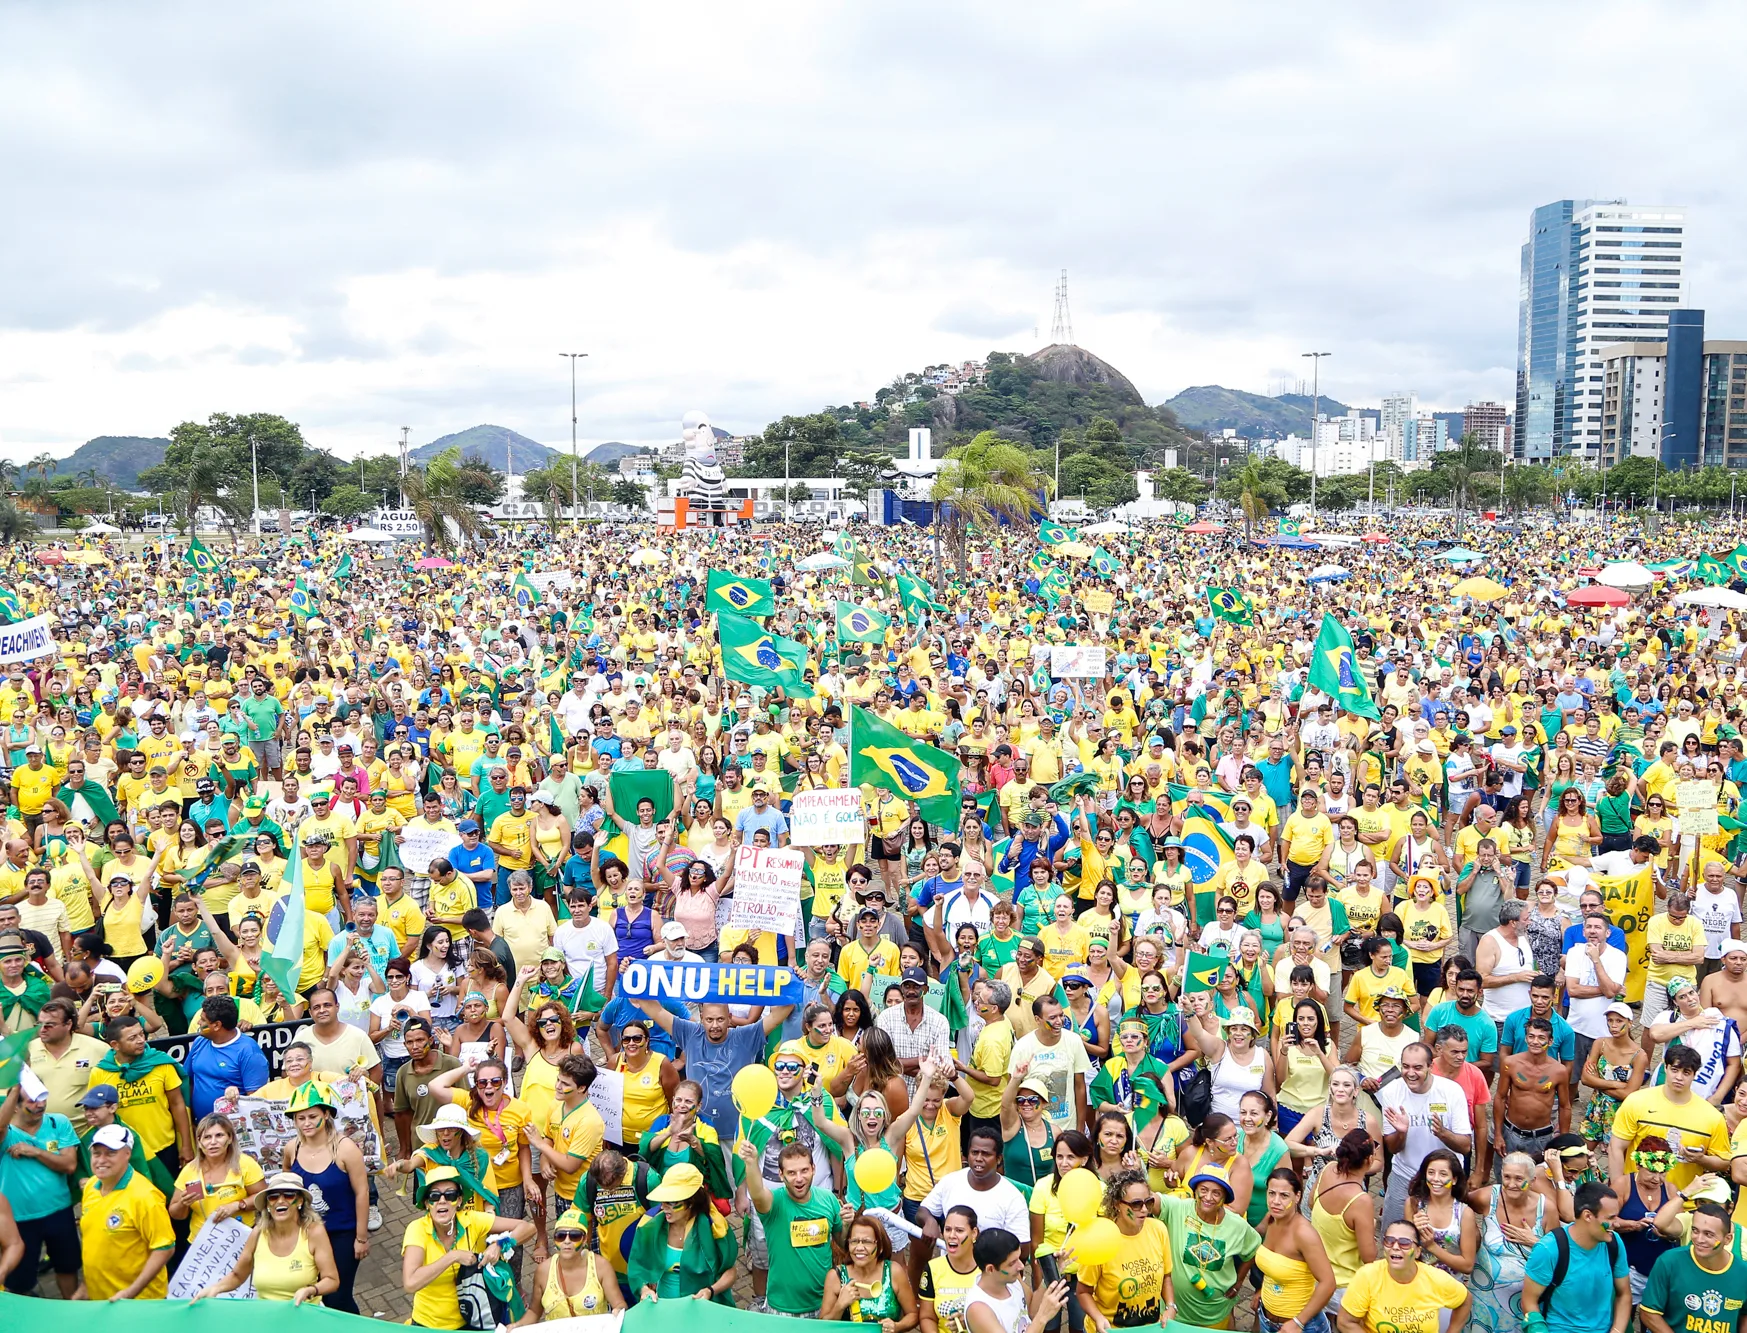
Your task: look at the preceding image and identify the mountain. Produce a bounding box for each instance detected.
[410,425,561,472]
[585,441,653,465]
[1162,386,1357,438]
[56,436,170,488]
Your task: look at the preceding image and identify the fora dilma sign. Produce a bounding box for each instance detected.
[618,959,803,1005]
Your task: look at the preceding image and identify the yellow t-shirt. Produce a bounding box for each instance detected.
[402,1210,495,1329]
[902,1108,962,1202]
[173,1155,266,1232]
[470,1097,534,1190]
[837,938,900,997]
[1397,900,1452,965]
[80,1169,175,1300]
[85,1061,182,1155]
[11,764,57,816]
[1340,1259,1467,1333]
[1343,966,1414,1024]
[488,811,537,870]
[1283,812,1335,866]
[1611,1087,1731,1191]
[1645,912,1703,990]
[1336,886,1386,939]
[546,1098,606,1201]
[1039,923,1090,979]
[1076,1216,1174,1326]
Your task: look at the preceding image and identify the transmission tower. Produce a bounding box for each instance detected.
[1050,270,1074,345]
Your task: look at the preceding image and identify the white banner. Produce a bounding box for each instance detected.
[788,789,866,847]
[1049,645,1108,678]
[589,1068,624,1145]
[0,614,59,663]
[527,571,577,592]
[728,846,805,934]
[167,1217,255,1299]
[399,825,456,878]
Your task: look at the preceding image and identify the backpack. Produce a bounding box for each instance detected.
[1541,1225,1623,1319]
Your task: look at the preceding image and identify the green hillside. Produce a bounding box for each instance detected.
[1163,386,1354,437]
[410,425,560,472]
[58,435,169,488]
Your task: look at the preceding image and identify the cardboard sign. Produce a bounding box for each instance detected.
[1082,590,1116,615]
[588,1068,624,1145]
[728,846,805,932]
[400,825,458,878]
[167,1217,255,1299]
[788,789,866,847]
[1049,645,1109,678]
[1677,780,1721,836]
[232,1073,383,1170]
[0,614,59,663]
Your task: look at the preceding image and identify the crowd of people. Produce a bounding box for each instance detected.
[0,510,1740,1333]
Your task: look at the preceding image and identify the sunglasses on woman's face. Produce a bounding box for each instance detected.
[539,1017,562,1028]
[1014,1095,1042,1107]
[553,1229,586,1242]
[474,1076,503,1088]
[427,1188,463,1203]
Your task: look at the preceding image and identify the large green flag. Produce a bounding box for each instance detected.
[0,1028,32,1090]
[1184,951,1226,993]
[1729,546,1747,577]
[718,610,814,697]
[1700,553,1733,585]
[288,576,319,621]
[1040,567,1070,606]
[1306,611,1380,719]
[834,601,890,643]
[331,551,355,583]
[261,830,306,1003]
[185,536,221,575]
[705,570,775,617]
[850,552,890,591]
[849,705,962,826]
[609,769,676,826]
[1089,547,1119,578]
[1206,587,1253,624]
[895,571,946,621]
[512,573,542,610]
[1038,520,1074,547]
[0,586,21,624]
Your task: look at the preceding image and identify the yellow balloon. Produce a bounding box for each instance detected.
[853,1147,898,1196]
[732,1064,778,1120]
[1056,1167,1104,1228]
[1065,1217,1122,1268]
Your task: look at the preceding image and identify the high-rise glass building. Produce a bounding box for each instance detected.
[1514,200,1686,462]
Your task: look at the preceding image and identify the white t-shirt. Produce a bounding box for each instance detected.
[1562,942,1628,1038]
[1005,1030,1091,1134]
[368,990,433,1060]
[941,890,995,934]
[1377,1074,1472,1185]
[1653,1007,1743,1100]
[553,917,619,988]
[1489,743,1527,797]
[1692,886,1743,958]
[918,1168,1031,1238]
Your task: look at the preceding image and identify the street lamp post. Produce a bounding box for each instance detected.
[784,436,792,522]
[249,433,260,538]
[1302,351,1331,522]
[560,353,587,526]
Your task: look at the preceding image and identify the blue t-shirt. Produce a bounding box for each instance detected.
[1524,1227,1626,1333]
[913,873,964,911]
[0,1114,77,1220]
[674,1016,771,1141]
[1499,1006,1577,1063]
[1422,1001,1500,1059]
[185,1033,271,1120]
[1256,754,1297,811]
[326,923,401,973]
[448,841,497,881]
[598,993,686,1059]
[735,805,789,842]
[1561,922,1629,955]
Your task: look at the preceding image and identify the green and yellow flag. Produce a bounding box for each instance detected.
[849,705,961,825]
[0,586,22,624]
[1184,951,1226,994]
[1277,519,1301,537]
[185,536,221,575]
[850,552,890,592]
[1089,547,1119,578]
[1699,553,1732,585]
[331,551,355,583]
[513,573,542,610]
[1306,611,1379,719]
[705,569,775,617]
[288,576,319,621]
[718,610,814,697]
[1206,587,1253,625]
[834,601,890,643]
[895,572,946,623]
[1038,520,1074,547]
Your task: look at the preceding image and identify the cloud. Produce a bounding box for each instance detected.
[1,1,1743,459]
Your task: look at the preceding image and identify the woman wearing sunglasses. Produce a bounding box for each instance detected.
[401,1164,536,1330]
[193,1171,339,1305]
[531,1207,627,1319]
[627,1161,739,1304]
[1074,1167,1178,1332]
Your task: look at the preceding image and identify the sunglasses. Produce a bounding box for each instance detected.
[539,1018,562,1028]
[553,1229,586,1242]
[621,1033,646,1044]
[427,1188,464,1202]
[265,1189,304,1202]
[773,1061,804,1073]
[1381,1237,1417,1250]
[474,1077,503,1088]
[1014,1095,1042,1107]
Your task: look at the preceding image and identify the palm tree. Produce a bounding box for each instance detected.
[928,432,1051,576]
[401,447,487,552]
[25,453,56,480]
[1231,460,1285,541]
[180,450,248,541]
[0,498,36,542]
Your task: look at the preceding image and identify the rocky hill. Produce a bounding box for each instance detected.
[410,425,561,472]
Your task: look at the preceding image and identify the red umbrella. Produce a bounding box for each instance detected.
[35,549,64,565]
[1360,532,1389,544]
[1567,585,1630,606]
[413,556,453,570]
[1575,566,1602,577]
[1184,521,1226,534]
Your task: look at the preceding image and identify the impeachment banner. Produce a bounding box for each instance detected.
[0,614,58,662]
[617,958,804,1006]
[150,1019,305,1075]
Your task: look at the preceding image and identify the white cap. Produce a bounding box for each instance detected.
[1724,941,1747,958]
[1604,1002,1634,1021]
[661,921,689,941]
[90,1123,134,1152]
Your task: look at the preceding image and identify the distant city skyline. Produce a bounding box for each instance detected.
[4,5,1745,462]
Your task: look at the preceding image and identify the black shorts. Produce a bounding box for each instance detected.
[868,837,901,863]
[3,1207,79,1289]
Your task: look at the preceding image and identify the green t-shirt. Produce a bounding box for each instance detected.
[238,694,283,744]
[975,932,1021,973]
[1156,1193,1261,1328]
[757,1185,842,1314]
[1640,1243,1747,1333]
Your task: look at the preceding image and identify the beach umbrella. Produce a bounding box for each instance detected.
[1360,532,1389,544]
[81,521,121,535]
[1183,522,1225,534]
[1596,561,1655,590]
[1080,519,1130,536]
[413,556,453,570]
[1054,542,1094,558]
[629,548,664,566]
[1438,547,1485,563]
[35,549,64,565]
[1450,576,1509,602]
[1308,564,1350,582]
[344,527,398,543]
[796,553,848,571]
[1567,585,1630,606]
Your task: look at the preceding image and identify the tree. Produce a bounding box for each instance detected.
[453,460,505,505]
[1220,460,1288,540]
[289,449,345,509]
[1057,451,1137,509]
[0,500,35,542]
[929,431,1051,575]
[1150,467,1208,504]
[1603,455,1661,502]
[1502,464,1552,513]
[837,449,897,500]
[320,485,375,520]
[25,453,56,480]
[611,477,649,510]
[400,448,488,552]
[745,413,843,477]
[160,413,308,489]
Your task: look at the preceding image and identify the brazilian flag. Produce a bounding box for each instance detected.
[834,601,889,643]
[705,569,775,617]
[185,536,221,575]
[1306,611,1379,719]
[849,704,961,826]
[1026,551,1052,577]
[1277,519,1300,537]
[1038,520,1074,547]
[1184,951,1226,994]
[332,551,355,583]
[1089,547,1119,578]
[718,610,814,697]
[1206,587,1253,625]
[1729,546,1747,577]
[850,553,890,592]
[513,573,542,609]
[1040,567,1070,606]
[0,1028,34,1090]
[896,572,946,622]
[0,586,21,624]
[1705,552,1738,584]
[288,577,318,621]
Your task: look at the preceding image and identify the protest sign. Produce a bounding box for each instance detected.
[150,1019,304,1076]
[233,1072,382,1169]
[0,614,58,663]
[168,1217,255,1299]
[1677,780,1720,836]
[1049,645,1108,678]
[788,789,866,847]
[728,846,805,932]
[1082,590,1116,615]
[617,959,804,1007]
[589,1068,624,1145]
[400,825,458,878]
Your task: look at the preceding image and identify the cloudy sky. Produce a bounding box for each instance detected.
[4,2,1744,462]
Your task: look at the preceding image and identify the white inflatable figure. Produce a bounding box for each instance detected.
[680,409,727,523]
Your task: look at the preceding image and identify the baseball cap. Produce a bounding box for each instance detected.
[1603,1002,1634,1021]
[660,921,688,941]
[899,966,928,987]
[79,1084,121,1109]
[458,820,481,834]
[90,1123,134,1152]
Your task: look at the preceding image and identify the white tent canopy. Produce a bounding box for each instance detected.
[1079,519,1131,536]
[796,552,848,571]
[1676,587,1747,610]
[344,527,399,543]
[80,521,121,534]
[1596,561,1655,590]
